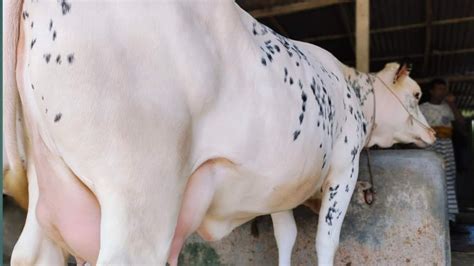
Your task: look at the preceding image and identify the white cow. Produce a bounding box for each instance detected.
[4,1,435,265]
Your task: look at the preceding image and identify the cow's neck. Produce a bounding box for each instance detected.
[341,66,376,146]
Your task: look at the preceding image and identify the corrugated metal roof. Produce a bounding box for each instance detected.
[371,0,424,29]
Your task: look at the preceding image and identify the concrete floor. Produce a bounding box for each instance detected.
[452,252,474,266]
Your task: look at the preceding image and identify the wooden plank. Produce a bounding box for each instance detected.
[433,16,474,25]
[304,32,348,42]
[303,16,474,43]
[432,47,474,56]
[356,0,370,72]
[250,0,353,18]
[342,47,474,65]
[416,75,474,84]
[375,47,474,62]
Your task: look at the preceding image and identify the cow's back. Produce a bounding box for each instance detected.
[21,0,346,172]
[19,1,215,172]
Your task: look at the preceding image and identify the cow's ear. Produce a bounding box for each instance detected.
[393,62,412,84]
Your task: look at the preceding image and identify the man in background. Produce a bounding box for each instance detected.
[420,78,466,223]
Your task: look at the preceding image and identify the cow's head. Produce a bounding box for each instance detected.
[368,62,436,148]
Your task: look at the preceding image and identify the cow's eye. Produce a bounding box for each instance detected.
[414,92,421,100]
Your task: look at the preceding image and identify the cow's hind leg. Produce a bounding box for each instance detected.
[167,159,227,266]
[271,210,297,266]
[94,150,191,264]
[96,180,183,264]
[315,154,360,265]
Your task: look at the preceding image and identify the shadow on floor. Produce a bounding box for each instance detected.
[3,196,26,265]
[451,216,474,266]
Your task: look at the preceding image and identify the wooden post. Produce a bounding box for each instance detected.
[356,0,370,72]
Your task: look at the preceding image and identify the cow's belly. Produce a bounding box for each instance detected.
[32,132,100,264]
[194,156,326,241]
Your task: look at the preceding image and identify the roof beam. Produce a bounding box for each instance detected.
[303,16,474,42]
[416,75,474,84]
[422,0,433,74]
[250,0,353,19]
[342,47,474,65]
[371,47,474,62]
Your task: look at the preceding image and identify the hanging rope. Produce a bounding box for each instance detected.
[361,73,435,205]
[374,75,435,134]
[362,74,377,205]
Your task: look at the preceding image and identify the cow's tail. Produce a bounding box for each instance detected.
[3,0,29,210]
